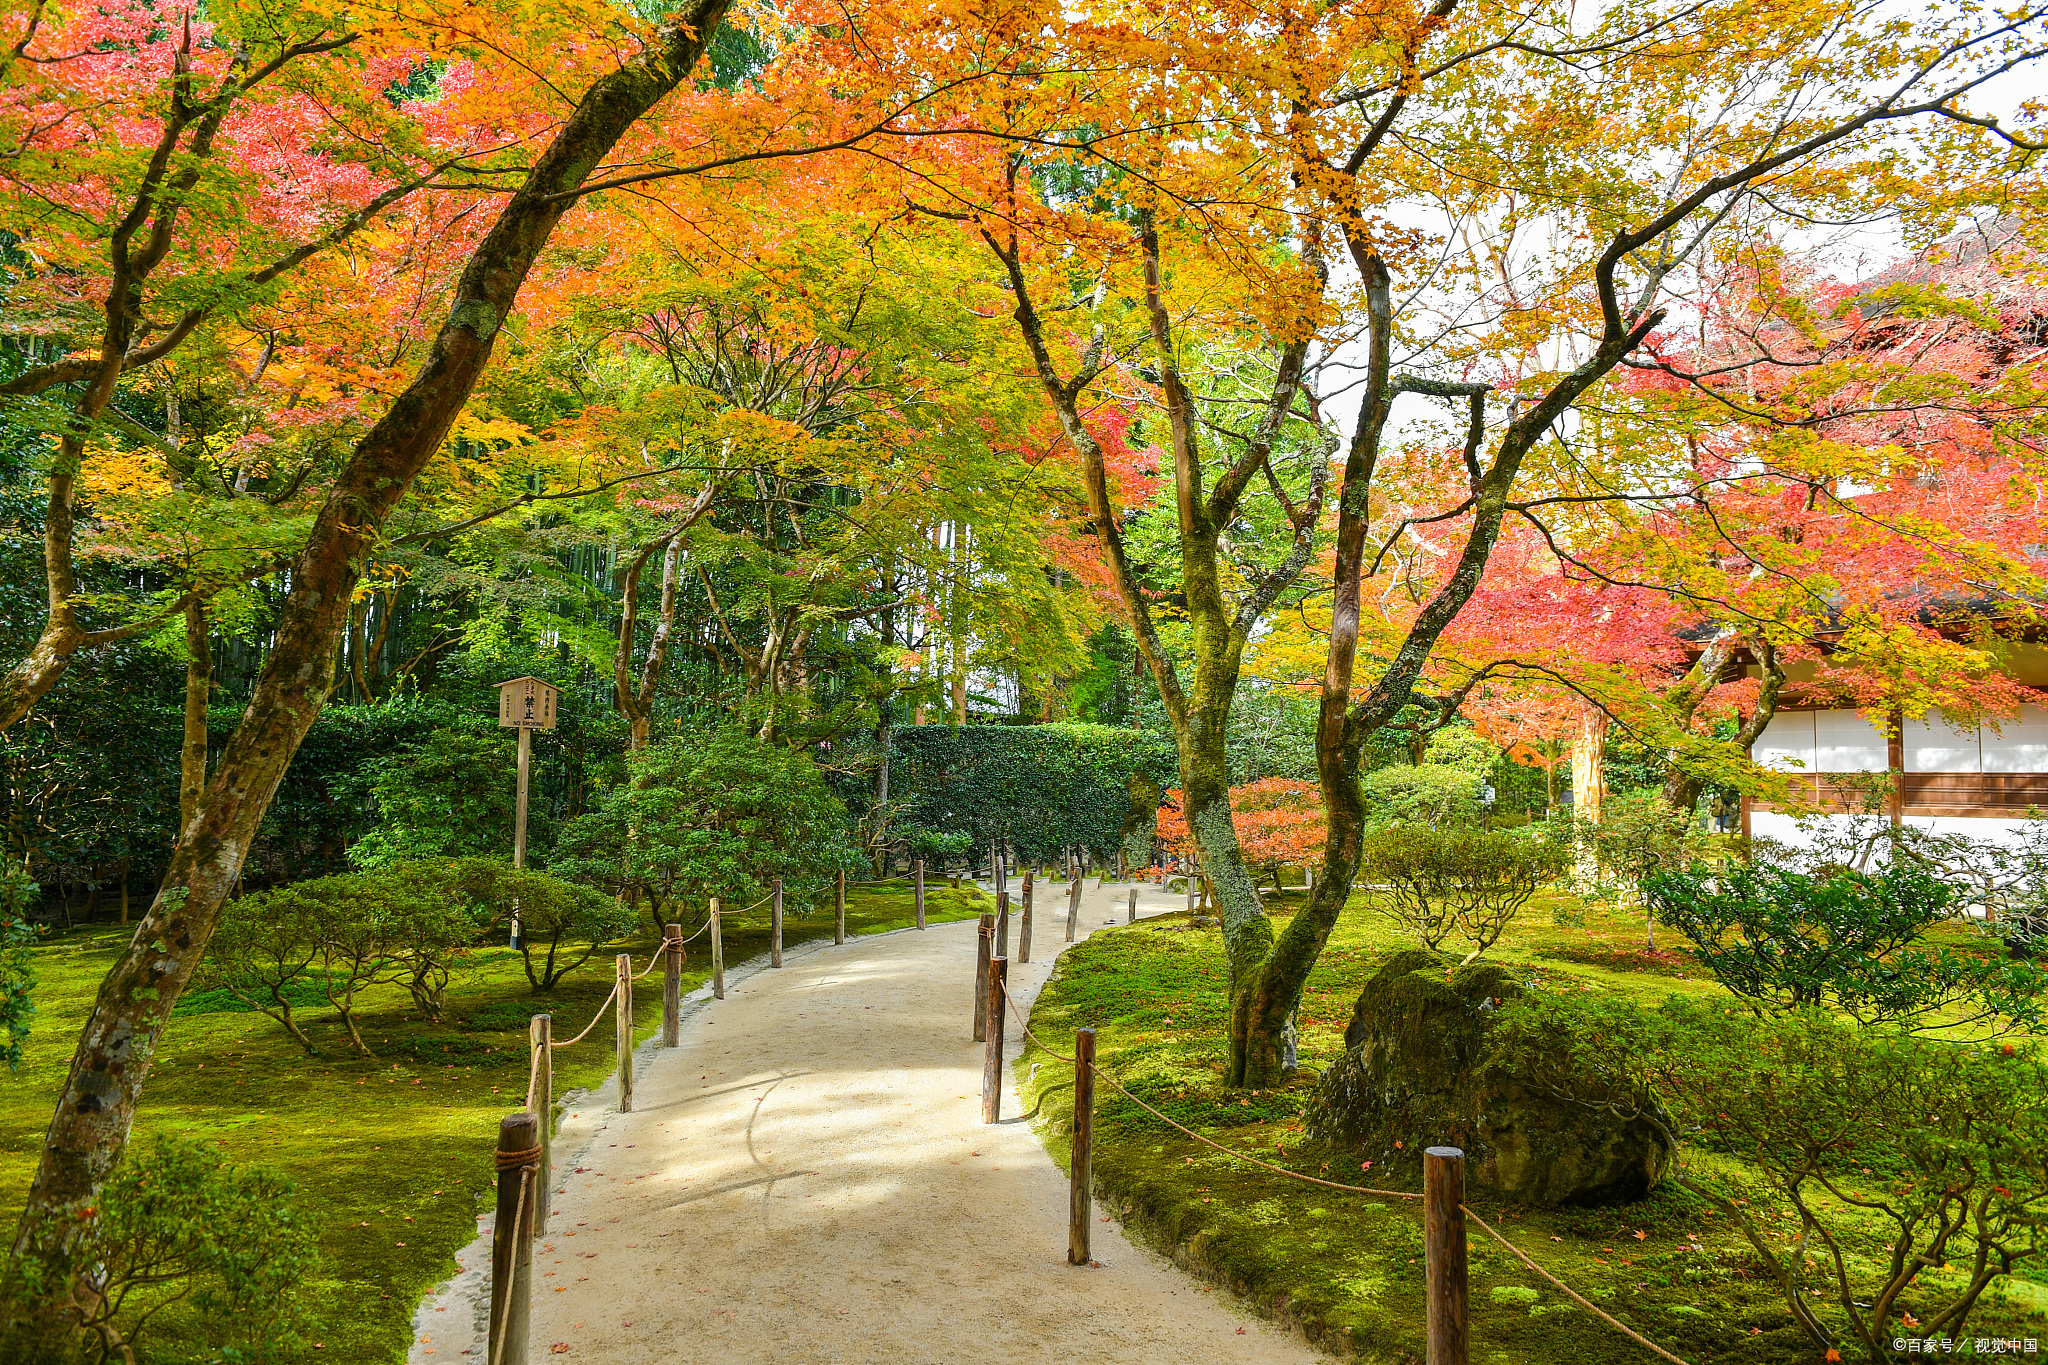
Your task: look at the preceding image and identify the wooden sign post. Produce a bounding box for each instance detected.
[496,676,560,950]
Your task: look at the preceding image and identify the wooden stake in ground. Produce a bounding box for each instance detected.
[914,858,926,929]
[981,956,1008,1123]
[1019,873,1033,964]
[1127,888,1137,924]
[1424,1146,1469,1365]
[1066,876,1081,942]
[615,954,634,1113]
[1069,1027,1096,1266]
[973,912,994,1042]
[836,868,847,945]
[528,1014,552,1237]
[996,890,1010,958]
[489,1110,539,1365]
[662,924,682,1047]
[771,878,784,968]
[710,897,724,1000]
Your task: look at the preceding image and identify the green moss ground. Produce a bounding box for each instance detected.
[1017,891,2048,1364]
[0,878,987,1362]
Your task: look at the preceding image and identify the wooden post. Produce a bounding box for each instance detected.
[709,898,724,1000]
[771,878,784,968]
[1185,864,1197,915]
[973,912,994,1041]
[1068,1027,1096,1265]
[1127,888,1137,924]
[615,954,634,1113]
[513,726,532,870]
[996,890,1010,958]
[528,1015,552,1236]
[914,859,926,930]
[835,868,847,945]
[662,924,682,1047]
[1424,1146,1469,1365]
[1019,874,1033,964]
[1066,875,1081,942]
[488,1111,538,1365]
[981,956,1008,1123]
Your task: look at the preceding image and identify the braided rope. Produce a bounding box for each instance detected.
[548,979,619,1049]
[1462,1203,1694,1365]
[995,978,1417,1200]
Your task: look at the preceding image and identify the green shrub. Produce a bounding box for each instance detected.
[1357,826,1569,958]
[198,869,484,1053]
[890,722,1176,864]
[1655,1004,2048,1360]
[1362,763,1483,826]
[5,1135,318,1365]
[427,857,632,992]
[900,826,974,866]
[553,729,855,929]
[1644,860,2047,1030]
[1492,992,2048,1360]
[347,729,521,870]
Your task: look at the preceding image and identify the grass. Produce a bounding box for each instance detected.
[0,876,988,1362]
[1016,890,2048,1364]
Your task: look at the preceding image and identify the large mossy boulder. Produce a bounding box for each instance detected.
[1305,949,1670,1206]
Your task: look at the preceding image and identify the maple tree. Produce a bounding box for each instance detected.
[1240,0,2048,1087]
[1157,778,1328,892]
[2,0,750,1278]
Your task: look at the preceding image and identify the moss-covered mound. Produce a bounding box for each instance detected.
[1307,949,1670,1206]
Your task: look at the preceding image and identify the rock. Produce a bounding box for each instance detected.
[1306,949,1671,1206]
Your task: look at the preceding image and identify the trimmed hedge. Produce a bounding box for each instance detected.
[891,722,1176,865]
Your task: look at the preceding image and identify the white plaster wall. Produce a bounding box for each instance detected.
[1814,709,1887,772]
[1903,714,1982,774]
[1982,705,2048,774]
[1753,711,1815,772]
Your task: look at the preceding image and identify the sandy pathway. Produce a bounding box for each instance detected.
[408,880,1324,1364]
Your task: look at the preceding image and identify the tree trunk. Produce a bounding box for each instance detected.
[178,600,211,836]
[1236,232,1666,1086]
[989,216,1322,1086]
[11,0,736,1269]
[872,707,893,877]
[1571,702,1608,826]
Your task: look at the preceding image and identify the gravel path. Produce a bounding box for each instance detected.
[408,880,1325,1364]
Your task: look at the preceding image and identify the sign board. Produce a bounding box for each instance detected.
[496,676,560,731]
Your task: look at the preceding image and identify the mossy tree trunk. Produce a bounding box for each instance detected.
[991,211,1327,1086]
[1248,205,1675,1086]
[12,0,737,1271]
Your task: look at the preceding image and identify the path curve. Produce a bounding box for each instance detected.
[409,880,1324,1364]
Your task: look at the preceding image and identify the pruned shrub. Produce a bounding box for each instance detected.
[1489,991,2048,1357]
[552,729,856,930]
[1362,763,1483,826]
[4,1135,318,1365]
[1656,1003,2048,1359]
[1644,860,2048,1030]
[1357,826,1568,958]
[198,868,484,1053]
